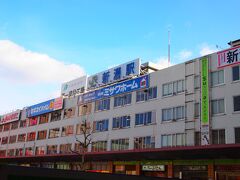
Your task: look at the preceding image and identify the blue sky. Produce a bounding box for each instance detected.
[0,0,239,114]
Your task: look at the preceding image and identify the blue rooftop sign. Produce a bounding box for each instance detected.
[78,75,149,104]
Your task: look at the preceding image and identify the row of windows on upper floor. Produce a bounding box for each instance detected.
[0,66,239,132]
[2,93,240,145]
[1,93,240,134]
[194,65,240,89]
[2,127,240,157]
[0,111,158,145]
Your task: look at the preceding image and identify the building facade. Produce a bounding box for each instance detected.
[0,43,240,180]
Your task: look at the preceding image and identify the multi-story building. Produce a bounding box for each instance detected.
[0,40,240,180]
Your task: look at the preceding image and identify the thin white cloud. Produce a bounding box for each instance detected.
[0,40,85,84]
[199,44,218,56]
[178,50,192,60]
[154,57,174,70]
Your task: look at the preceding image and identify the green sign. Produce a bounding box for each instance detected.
[113,161,139,165]
[201,57,209,125]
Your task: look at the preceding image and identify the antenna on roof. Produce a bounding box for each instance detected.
[168,30,171,67]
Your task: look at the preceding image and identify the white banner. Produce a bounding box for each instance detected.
[218,45,240,68]
[61,76,87,96]
[142,165,165,171]
[0,110,21,125]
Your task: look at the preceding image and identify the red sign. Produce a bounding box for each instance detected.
[53,97,63,110]
[0,110,21,125]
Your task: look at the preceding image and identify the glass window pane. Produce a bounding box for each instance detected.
[235,128,240,143]
[162,135,167,147]
[219,70,224,84]
[176,134,182,146]
[234,96,240,112]
[219,99,225,113]
[211,72,218,86]
[232,66,240,81]
[168,83,173,95]
[219,129,225,144]
[211,100,218,114]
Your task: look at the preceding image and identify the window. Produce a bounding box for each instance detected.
[135,111,155,126]
[60,144,72,154]
[211,99,225,115]
[78,103,92,116]
[9,135,17,144]
[1,137,8,145]
[161,133,186,147]
[235,127,240,144]
[134,136,155,149]
[18,133,26,142]
[162,80,184,96]
[93,119,108,132]
[232,66,240,81]
[11,121,19,130]
[49,128,60,138]
[212,129,225,144]
[61,125,74,137]
[37,130,47,140]
[64,107,76,119]
[233,96,240,112]
[95,98,110,112]
[74,143,88,153]
[111,138,129,151]
[0,125,3,132]
[3,123,10,131]
[20,119,27,128]
[211,70,224,86]
[50,110,61,122]
[162,106,185,121]
[36,146,45,155]
[39,114,49,124]
[194,103,200,117]
[136,87,157,102]
[92,141,107,152]
[29,117,38,126]
[76,121,91,134]
[194,75,200,89]
[25,147,34,156]
[114,93,132,107]
[112,115,130,129]
[47,145,58,155]
[15,148,24,156]
[0,150,6,157]
[7,149,15,157]
[27,132,36,141]
[195,132,201,146]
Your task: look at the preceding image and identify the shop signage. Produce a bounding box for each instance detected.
[113,161,139,165]
[216,165,240,171]
[78,75,149,104]
[142,165,165,171]
[0,110,21,125]
[61,76,87,96]
[26,97,63,117]
[87,59,141,90]
[141,160,172,165]
[173,160,213,166]
[215,159,240,165]
[217,45,240,68]
[201,57,210,145]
